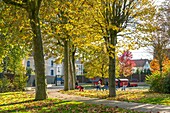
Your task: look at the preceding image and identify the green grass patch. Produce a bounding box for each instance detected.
[59,89,170,106]
[0,92,140,113]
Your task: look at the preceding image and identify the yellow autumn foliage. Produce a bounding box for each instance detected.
[150,56,170,74]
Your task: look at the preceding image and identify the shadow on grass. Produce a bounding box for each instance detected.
[0,99,36,107]
[0,100,81,113]
[0,92,22,96]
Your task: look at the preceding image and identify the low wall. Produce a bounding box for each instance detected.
[27,75,56,87]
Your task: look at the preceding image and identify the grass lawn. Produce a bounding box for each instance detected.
[0,92,141,113]
[59,89,170,106]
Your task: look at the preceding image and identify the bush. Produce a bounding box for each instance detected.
[0,76,14,93]
[12,74,27,91]
[12,64,28,91]
[163,74,170,93]
[0,72,27,93]
[146,72,170,93]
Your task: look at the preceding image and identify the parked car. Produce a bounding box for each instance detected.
[116,79,129,87]
[116,78,138,87]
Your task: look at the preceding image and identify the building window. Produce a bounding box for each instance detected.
[58,67,60,72]
[51,60,53,67]
[51,70,54,76]
[27,61,30,67]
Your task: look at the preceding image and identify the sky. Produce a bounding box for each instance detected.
[131,48,153,60]
[131,0,165,60]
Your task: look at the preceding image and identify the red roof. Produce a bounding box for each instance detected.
[132,59,151,67]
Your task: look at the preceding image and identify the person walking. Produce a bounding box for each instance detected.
[121,82,126,91]
[96,80,101,90]
[75,80,79,89]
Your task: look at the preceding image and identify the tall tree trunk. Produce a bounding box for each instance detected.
[159,58,163,76]
[72,48,76,89]
[101,64,104,84]
[108,30,117,97]
[64,40,69,91]
[2,0,47,100]
[109,56,116,97]
[69,58,74,90]
[69,46,76,90]
[28,10,47,100]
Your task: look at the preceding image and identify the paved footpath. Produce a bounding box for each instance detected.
[43,90,170,113]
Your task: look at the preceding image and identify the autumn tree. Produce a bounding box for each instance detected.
[150,56,170,74]
[83,42,121,82]
[2,0,47,100]
[147,55,170,93]
[42,0,90,90]
[86,0,155,97]
[0,3,31,71]
[151,1,170,76]
[119,50,136,77]
[51,1,76,91]
[0,3,32,91]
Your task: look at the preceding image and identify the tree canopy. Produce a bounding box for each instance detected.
[1,0,157,98]
[86,0,155,97]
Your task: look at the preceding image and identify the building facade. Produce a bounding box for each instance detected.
[132,59,151,74]
[23,56,84,77]
[128,59,151,82]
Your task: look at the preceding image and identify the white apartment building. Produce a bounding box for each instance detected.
[23,56,84,77]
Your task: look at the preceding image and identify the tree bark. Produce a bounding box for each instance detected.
[64,40,69,91]
[3,0,47,100]
[70,49,76,89]
[28,8,47,100]
[108,30,117,97]
[69,45,76,90]
[159,59,163,76]
[69,58,74,90]
[101,64,104,84]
